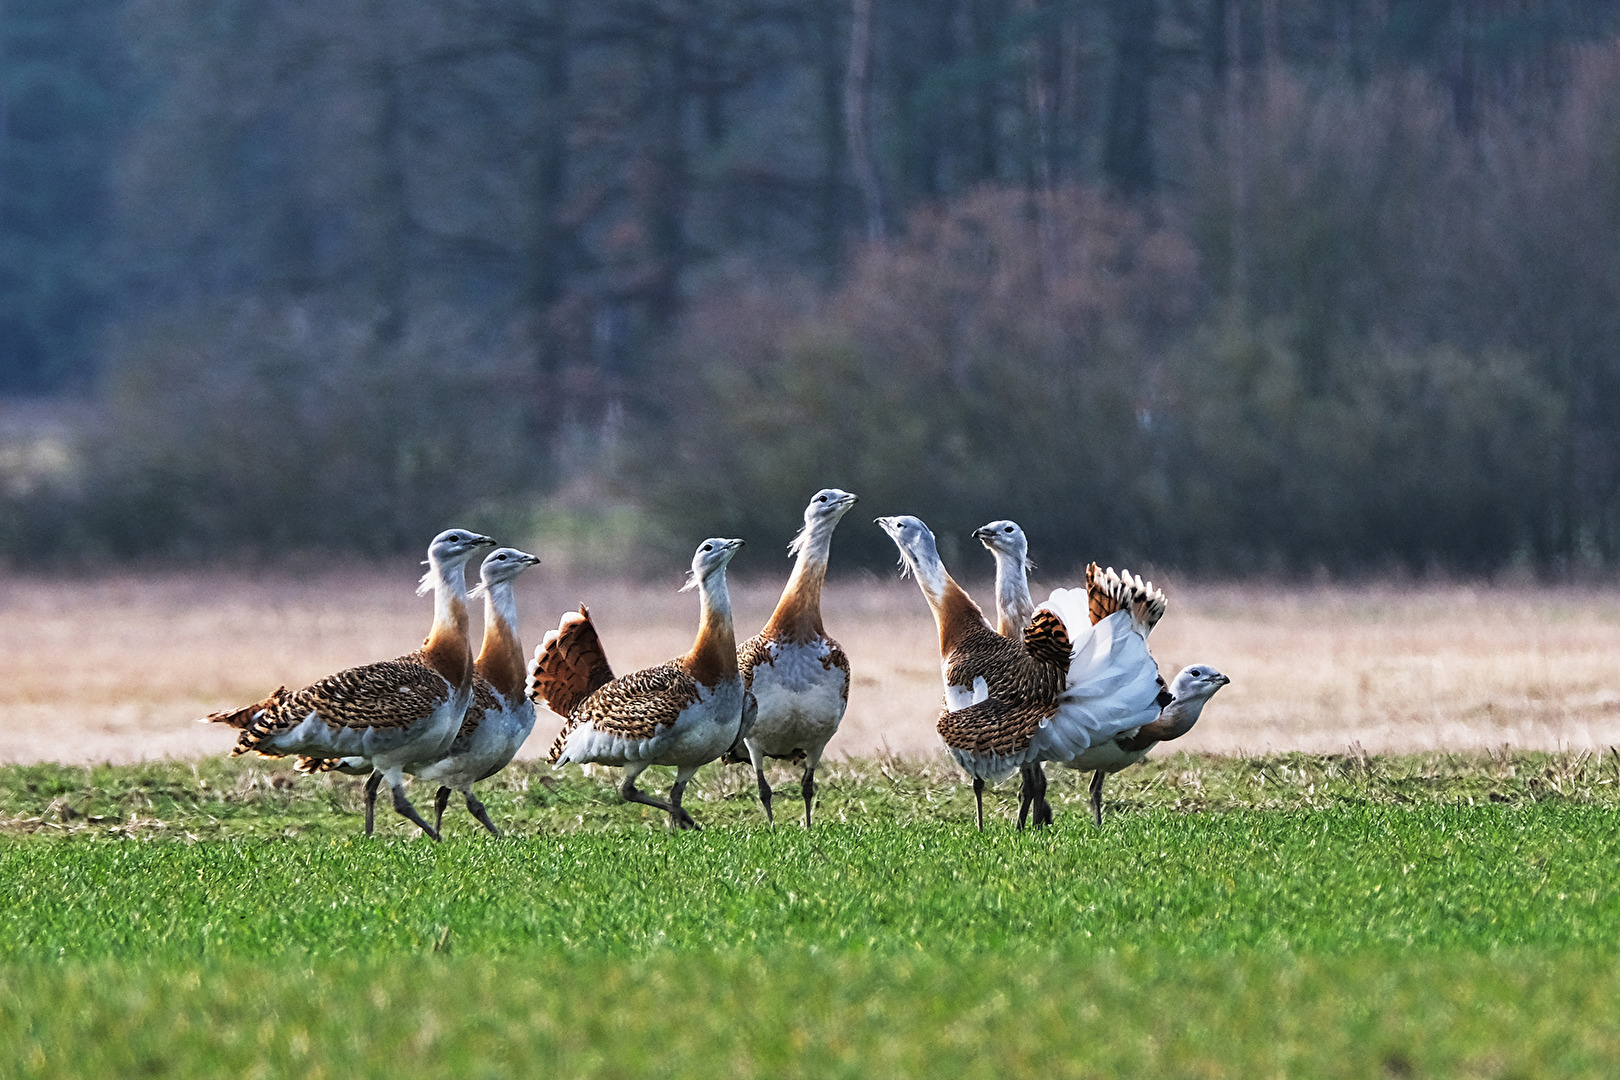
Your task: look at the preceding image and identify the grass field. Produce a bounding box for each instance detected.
[4,753,1620,1077]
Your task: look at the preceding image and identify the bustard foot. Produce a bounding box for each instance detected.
[973,776,986,832]
[1089,770,1106,828]
[433,786,451,835]
[391,783,442,842]
[465,791,501,837]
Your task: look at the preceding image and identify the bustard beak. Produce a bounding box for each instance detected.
[972,525,993,540]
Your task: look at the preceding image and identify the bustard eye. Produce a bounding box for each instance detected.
[495,553,507,561]
[702,544,713,552]
[816,495,827,502]
[1004,526,1014,533]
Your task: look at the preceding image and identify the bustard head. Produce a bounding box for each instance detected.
[471,547,541,598]
[1169,665,1230,705]
[418,528,498,594]
[788,488,858,557]
[681,537,745,591]
[875,515,943,582]
[973,519,1030,565]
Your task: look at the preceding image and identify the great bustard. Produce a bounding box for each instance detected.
[975,543,1230,824]
[298,546,544,837]
[728,488,856,827]
[206,528,496,840]
[877,515,1167,830]
[528,538,753,830]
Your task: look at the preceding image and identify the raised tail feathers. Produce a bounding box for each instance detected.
[1084,563,1166,636]
[202,686,290,730]
[528,605,615,722]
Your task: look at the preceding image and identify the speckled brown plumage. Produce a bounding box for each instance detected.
[736,633,774,693]
[943,612,1066,706]
[1085,562,1166,632]
[546,661,703,762]
[528,606,615,719]
[207,654,453,758]
[937,696,1054,757]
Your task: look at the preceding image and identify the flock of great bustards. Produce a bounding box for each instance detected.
[207,489,1228,838]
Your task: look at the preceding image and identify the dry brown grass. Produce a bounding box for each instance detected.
[3,565,1619,764]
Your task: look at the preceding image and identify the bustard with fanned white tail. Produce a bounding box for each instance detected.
[728,488,857,827]
[971,532,1230,825]
[205,528,496,840]
[878,515,1170,830]
[529,538,752,830]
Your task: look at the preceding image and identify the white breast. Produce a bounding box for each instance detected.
[746,639,849,760]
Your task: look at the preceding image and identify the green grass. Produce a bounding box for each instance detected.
[2,753,1619,1077]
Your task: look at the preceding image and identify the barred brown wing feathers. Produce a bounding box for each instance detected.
[1021,609,1073,670]
[203,685,291,730]
[937,696,1052,757]
[223,655,452,757]
[1085,563,1114,624]
[529,606,615,717]
[947,617,1063,705]
[1084,563,1166,634]
[737,633,773,691]
[295,755,341,774]
[547,662,701,763]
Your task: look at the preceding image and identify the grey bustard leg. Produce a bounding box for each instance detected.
[464,790,501,837]
[433,786,452,835]
[973,776,986,832]
[668,765,701,830]
[1031,764,1053,827]
[1089,770,1106,827]
[391,783,442,841]
[363,772,383,836]
[801,765,816,829]
[755,768,775,826]
[619,763,682,822]
[1016,767,1033,830]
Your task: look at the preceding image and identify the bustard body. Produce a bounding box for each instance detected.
[732,488,857,826]
[529,538,750,829]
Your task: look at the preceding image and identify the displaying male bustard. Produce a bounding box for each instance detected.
[298,547,543,837]
[529,538,753,830]
[975,537,1231,825]
[877,515,1167,830]
[205,528,496,840]
[728,488,857,827]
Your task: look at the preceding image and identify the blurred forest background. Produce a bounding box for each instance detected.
[2,0,1620,574]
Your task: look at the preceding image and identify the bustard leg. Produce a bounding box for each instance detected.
[619,764,683,822]
[1017,765,1035,830]
[464,790,501,837]
[750,745,774,825]
[390,783,442,841]
[363,771,382,836]
[973,776,986,831]
[801,765,816,829]
[1031,764,1052,827]
[433,786,452,835]
[668,766,701,831]
[755,768,775,825]
[1089,770,1106,827]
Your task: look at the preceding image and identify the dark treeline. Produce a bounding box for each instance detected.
[3,1,1620,572]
